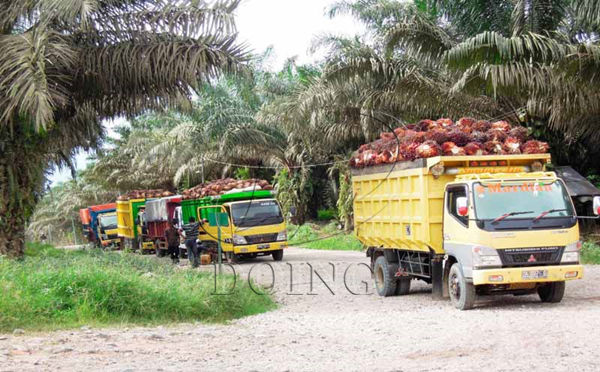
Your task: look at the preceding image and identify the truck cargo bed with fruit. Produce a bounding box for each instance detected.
[349,117,595,310]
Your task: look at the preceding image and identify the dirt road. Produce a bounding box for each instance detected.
[2,248,599,371]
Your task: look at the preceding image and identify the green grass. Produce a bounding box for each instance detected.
[581,241,600,264]
[287,222,363,251]
[0,243,275,332]
[316,208,337,221]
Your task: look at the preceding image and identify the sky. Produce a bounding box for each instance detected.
[48,0,364,185]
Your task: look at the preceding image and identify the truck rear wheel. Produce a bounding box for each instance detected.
[537,281,565,303]
[155,240,165,257]
[395,277,411,295]
[448,263,475,310]
[373,256,397,297]
[272,249,284,261]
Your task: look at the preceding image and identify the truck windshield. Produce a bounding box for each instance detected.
[231,200,284,227]
[473,181,574,221]
[99,215,118,229]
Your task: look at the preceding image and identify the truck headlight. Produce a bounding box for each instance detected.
[232,234,247,245]
[561,241,581,263]
[472,246,502,268]
[276,231,287,241]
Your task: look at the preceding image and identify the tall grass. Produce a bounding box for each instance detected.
[0,243,275,332]
[581,241,600,264]
[287,222,363,251]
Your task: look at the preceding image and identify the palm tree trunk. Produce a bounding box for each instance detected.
[0,128,46,258]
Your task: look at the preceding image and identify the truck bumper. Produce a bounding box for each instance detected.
[101,239,121,248]
[233,242,287,254]
[472,264,583,285]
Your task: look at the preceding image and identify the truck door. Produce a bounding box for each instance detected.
[443,184,473,275]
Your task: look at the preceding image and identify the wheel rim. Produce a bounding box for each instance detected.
[450,272,461,300]
[375,265,384,290]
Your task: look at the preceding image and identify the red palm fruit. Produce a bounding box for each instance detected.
[447,129,471,146]
[380,150,393,163]
[416,140,441,158]
[425,129,450,145]
[473,120,492,132]
[417,119,436,131]
[486,128,508,142]
[471,130,488,143]
[436,118,454,128]
[521,140,550,154]
[399,142,419,160]
[503,137,522,154]
[491,120,512,132]
[358,144,371,153]
[393,127,405,137]
[509,126,529,142]
[464,142,484,156]
[402,130,426,144]
[442,142,466,156]
[484,140,504,155]
[380,132,395,140]
[362,150,377,166]
[457,117,476,128]
[489,161,498,166]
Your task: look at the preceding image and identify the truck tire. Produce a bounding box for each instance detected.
[226,252,238,264]
[448,263,475,310]
[395,277,411,295]
[272,249,284,261]
[373,256,398,297]
[537,281,565,303]
[155,240,165,257]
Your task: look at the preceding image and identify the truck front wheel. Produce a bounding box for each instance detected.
[272,249,284,261]
[448,263,475,310]
[537,281,565,303]
[373,256,398,297]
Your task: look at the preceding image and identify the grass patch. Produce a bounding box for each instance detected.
[581,241,600,264]
[0,243,275,332]
[287,222,363,251]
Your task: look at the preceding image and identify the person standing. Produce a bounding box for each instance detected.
[164,219,180,264]
[181,216,200,268]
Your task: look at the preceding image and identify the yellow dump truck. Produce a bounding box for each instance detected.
[117,198,154,251]
[352,154,598,309]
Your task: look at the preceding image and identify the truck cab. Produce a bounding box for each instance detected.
[443,173,584,309]
[96,212,120,249]
[199,198,287,262]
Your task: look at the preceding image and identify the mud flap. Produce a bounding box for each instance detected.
[431,255,444,300]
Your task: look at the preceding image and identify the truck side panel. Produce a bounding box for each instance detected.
[117,199,145,239]
[352,165,450,254]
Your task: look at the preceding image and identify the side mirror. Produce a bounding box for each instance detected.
[456,196,469,217]
[594,196,600,216]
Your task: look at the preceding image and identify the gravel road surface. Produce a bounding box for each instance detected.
[1,247,599,371]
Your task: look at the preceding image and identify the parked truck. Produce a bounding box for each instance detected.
[79,203,120,249]
[178,190,288,262]
[352,154,597,310]
[146,195,182,256]
[117,198,154,251]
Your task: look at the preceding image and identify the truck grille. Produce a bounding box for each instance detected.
[244,233,278,244]
[107,233,118,239]
[497,246,564,267]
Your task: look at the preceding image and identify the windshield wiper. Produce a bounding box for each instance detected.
[533,208,568,222]
[492,211,535,223]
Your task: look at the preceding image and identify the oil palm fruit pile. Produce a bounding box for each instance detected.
[350,118,549,168]
[117,189,174,201]
[182,178,273,200]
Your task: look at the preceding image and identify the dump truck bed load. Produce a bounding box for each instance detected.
[351,154,551,254]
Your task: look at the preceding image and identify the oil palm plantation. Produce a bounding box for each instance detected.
[0,0,246,257]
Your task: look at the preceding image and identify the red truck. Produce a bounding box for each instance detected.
[145,195,182,256]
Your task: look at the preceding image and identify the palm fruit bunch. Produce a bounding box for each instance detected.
[117,189,173,201]
[181,178,273,200]
[350,117,550,168]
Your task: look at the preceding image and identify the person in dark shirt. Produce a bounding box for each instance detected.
[181,216,201,268]
[164,219,180,264]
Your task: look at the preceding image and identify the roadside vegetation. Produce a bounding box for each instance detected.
[0,243,275,332]
[581,241,600,265]
[288,222,363,251]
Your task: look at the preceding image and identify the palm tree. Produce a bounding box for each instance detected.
[0,0,247,257]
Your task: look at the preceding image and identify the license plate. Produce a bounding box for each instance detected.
[257,244,270,250]
[522,270,548,280]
